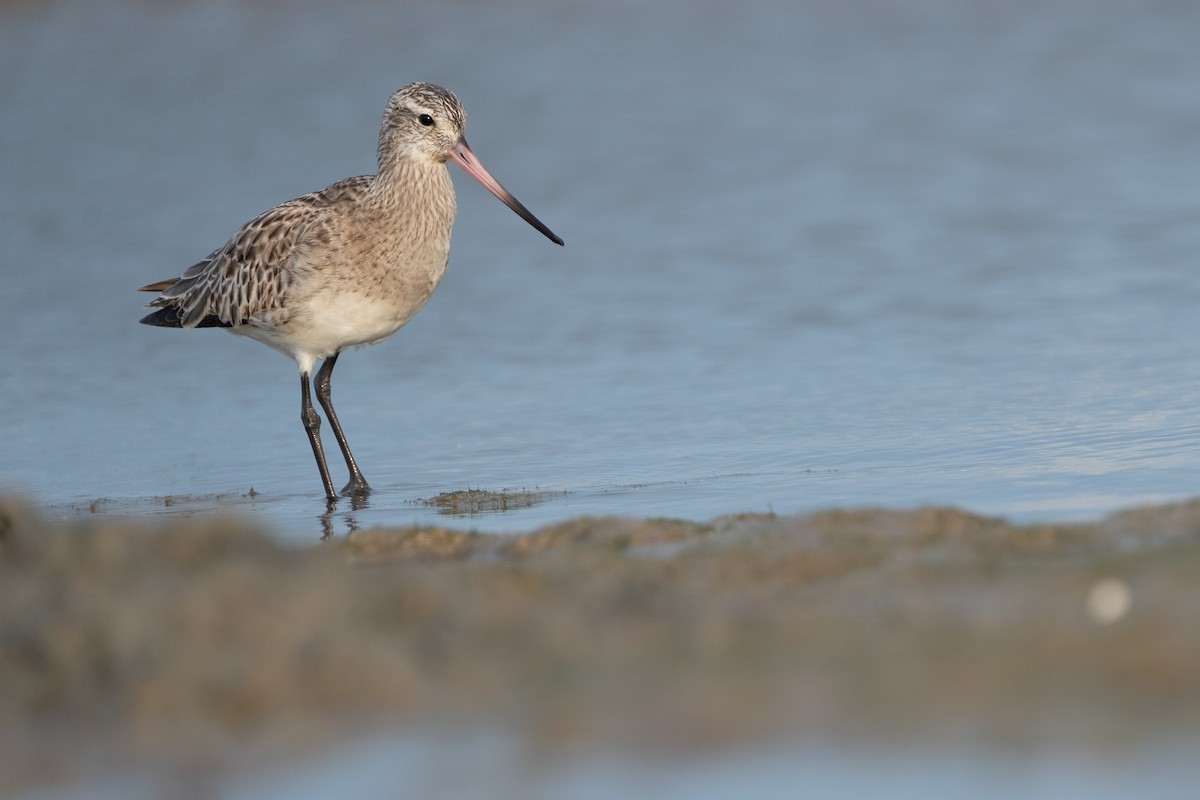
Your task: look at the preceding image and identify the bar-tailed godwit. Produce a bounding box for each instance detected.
[139,83,562,501]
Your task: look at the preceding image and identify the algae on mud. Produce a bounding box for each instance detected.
[416,487,559,516]
[2,495,1200,792]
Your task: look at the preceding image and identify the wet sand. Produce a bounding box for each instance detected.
[3,495,1200,793]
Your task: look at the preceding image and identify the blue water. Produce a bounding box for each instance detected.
[2,0,1200,541]
[28,732,1200,800]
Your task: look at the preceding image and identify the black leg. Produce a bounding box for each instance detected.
[314,353,371,497]
[300,372,338,502]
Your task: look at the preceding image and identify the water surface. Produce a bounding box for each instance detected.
[1,0,1199,541]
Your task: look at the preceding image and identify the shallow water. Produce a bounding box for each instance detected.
[2,0,1200,541]
[32,736,1200,800]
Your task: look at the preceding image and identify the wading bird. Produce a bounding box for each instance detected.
[139,83,563,501]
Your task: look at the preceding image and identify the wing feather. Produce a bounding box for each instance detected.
[138,177,371,329]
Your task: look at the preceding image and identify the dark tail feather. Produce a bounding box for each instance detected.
[138,279,178,293]
[140,307,185,327]
[139,307,231,328]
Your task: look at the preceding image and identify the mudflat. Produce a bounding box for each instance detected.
[3,495,1199,791]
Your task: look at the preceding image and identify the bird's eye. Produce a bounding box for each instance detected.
[418,114,435,127]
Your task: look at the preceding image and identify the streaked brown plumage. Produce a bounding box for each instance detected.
[139,82,562,502]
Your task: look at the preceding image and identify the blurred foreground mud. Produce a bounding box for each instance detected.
[2,496,1200,789]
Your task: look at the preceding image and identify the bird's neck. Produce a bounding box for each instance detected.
[366,155,457,238]
[372,155,451,203]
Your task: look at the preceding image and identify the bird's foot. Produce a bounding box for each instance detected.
[340,477,371,498]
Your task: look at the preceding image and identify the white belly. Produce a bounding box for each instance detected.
[232,288,432,375]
